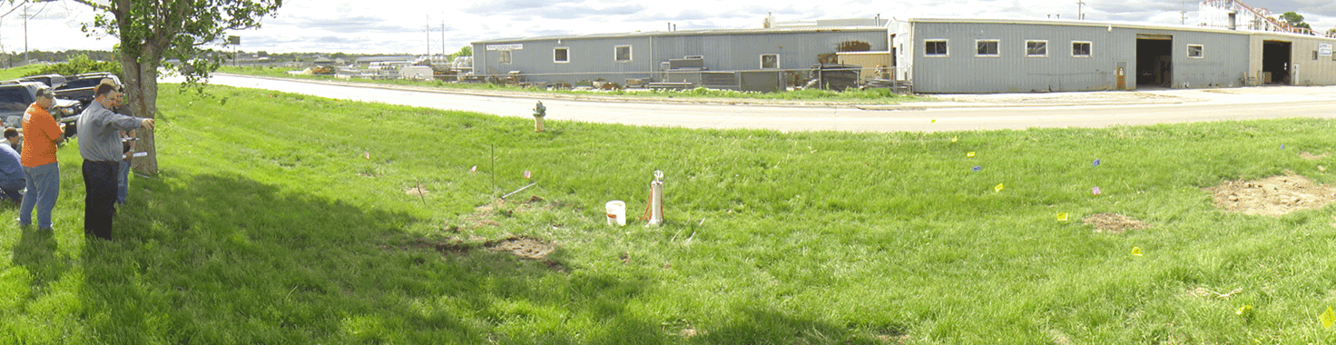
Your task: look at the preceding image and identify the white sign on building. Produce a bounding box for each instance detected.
[1321,43,1333,57]
[486,44,524,51]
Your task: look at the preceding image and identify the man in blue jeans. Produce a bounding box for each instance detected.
[109,89,134,205]
[18,87,64,230]
[117,131,133,204]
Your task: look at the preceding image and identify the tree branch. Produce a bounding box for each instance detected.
[69,0,109,11]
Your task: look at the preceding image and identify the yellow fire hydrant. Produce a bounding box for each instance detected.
[533,101,546,132]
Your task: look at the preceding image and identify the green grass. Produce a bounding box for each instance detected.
[217,66,929,104]
[5,83,1336,344]
[0,64,47,80]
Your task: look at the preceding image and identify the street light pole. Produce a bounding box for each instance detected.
[22,2,27,65]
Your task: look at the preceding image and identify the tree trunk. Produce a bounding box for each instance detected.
[121,47,160,175]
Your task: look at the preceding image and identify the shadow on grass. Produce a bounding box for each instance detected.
[12,227,67,296]
[72,173,666,344]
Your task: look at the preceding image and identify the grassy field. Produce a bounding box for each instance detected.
[217,66,928,104]
[3,83,1336,344]
[0,65,47,80]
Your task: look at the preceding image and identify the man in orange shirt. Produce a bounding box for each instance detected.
[17,88,64,230]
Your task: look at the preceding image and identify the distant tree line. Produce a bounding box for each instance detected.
[2,47,480,69]
[0,50,117,67]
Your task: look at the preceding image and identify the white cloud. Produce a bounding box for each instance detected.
[0,0,1332,55]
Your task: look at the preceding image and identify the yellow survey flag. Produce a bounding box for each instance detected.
[1057,213,1069,222]
[1323,306,1335,329]
[931,119,936,123]
[1236,305,1252,315]
[994,183,1004,192]
[951,136,958,143]
[1131,247,1142,256]
[967,152,976,158]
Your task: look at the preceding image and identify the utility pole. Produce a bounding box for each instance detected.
[1181,0,1187,25]
[441,21,445,58]
[425,15,431,57]
[22,2,27,65]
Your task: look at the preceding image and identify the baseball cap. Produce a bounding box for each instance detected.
[35,88,54,99]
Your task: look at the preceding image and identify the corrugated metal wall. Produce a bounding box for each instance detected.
[1144,28,1250,88]
[472,37,656,86]
[1250,33,1336,86]
[907,22,1250,93]
[472,29,887,86]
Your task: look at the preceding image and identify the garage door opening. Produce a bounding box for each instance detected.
[1136,37,1173,88]
[1262,40,1291,85]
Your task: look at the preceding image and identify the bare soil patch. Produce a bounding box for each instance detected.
[405,185,428,196]
[1083,213,1149,234]
[406,239,470,255]
[1206,174,1336,216]
[1301,151,1328,160]
[486,235,556,260]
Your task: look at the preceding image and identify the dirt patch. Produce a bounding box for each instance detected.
[1301,151,1328,160]
[405,185,429,196]
[386,239,471,256]
[486,235,556,260]
[1083,213,1149,234]
[1206,174,1336,216]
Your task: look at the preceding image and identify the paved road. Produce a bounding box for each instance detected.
[204,74,1336,132]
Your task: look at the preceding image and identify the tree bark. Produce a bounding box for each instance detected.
[125,57,160,175]
[112,0,160,175]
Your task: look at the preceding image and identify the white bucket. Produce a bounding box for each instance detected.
[605,200,626,226]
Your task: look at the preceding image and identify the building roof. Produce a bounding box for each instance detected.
[900,17,1336,40]
[354,55,416,63]
[472,26,888,45]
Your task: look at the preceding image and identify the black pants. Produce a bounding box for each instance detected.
[83,160,118,240]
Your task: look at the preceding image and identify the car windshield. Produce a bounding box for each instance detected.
[0,88,30,112]
[61,78,101,89]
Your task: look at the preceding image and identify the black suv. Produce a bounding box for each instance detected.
[54,72,120,107]
[0,81,83,137]
[17,74,68,89]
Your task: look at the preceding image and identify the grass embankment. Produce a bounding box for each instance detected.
[4,84,1336,343]
[0,64,47,80]
[217,66,928,104]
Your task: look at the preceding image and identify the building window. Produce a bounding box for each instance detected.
[1314,50,1319,61]
[976,40,999,57]
[615,45,632,62]
[760,54,779,69]
[499,50,512,64]
[1187,44,1204,59]
[553,48,569,63]
[924,39,948,57]
[1026,40,1048,57]
[1072,41,1092,57]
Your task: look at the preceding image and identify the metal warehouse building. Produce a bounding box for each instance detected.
[471,25,889,92]
[892,18,1336,93]
[471,11,1336,94]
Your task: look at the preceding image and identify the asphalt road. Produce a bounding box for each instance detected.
[204,74,1336,132]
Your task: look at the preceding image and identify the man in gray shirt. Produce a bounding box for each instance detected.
[77,83,153,241]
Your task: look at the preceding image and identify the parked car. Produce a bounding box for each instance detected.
[17,74,68,89]
[0,81,83,137]
[54,72,121,107]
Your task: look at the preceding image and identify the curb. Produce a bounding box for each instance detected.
[213,73,1193,110]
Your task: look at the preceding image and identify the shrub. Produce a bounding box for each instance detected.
[26,54,121,78]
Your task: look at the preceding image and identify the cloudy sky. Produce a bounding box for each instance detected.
[1,0,1333,55]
